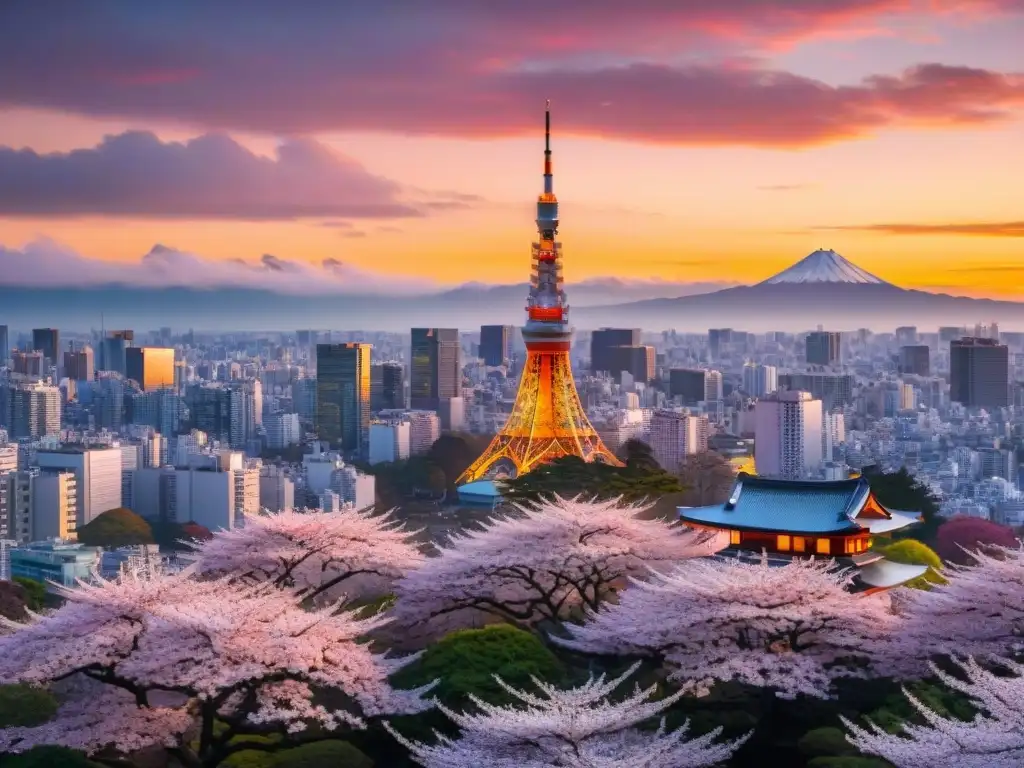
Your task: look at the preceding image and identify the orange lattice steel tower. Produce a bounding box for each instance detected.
[458,103,622,484]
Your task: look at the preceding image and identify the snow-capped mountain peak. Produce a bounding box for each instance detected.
[759,249,889,285]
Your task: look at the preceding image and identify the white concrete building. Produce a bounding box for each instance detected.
[36,445,123,526]
[31,470,78,541]
[259,465,295,512]
[648,409,708,472]
[331,465,376,510]
[407,410,441,455]
[368,421,411,465]
[265,412,301,449]
[754,390,824,480]
[742,363,778,398]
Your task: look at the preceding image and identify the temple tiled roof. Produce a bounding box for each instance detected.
[679,473,919,535]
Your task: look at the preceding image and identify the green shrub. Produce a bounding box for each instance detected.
[271,741,373,767]
[390,624,567,708]
[874,540,945,590]
[0,684,58,728]
[798,726,857,758]
[76,507,154,548]
[12,577,47,611]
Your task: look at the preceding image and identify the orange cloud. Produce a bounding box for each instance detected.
[818,221,1024,237]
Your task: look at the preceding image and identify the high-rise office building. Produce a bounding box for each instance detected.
[778,372,854,410]
[64,346,95,382]
[0,324,8,363]
[805,331,841,367]
[590,328,641,374]
[11,351,44,377]
[4,380,61,439]
[316,343,372,453]
[480,325,515,367]
[754,390,824,480]
[950,337,1009,409]
[898,345,930,376]
[126,347,175,391]
[669,368,721,405]
[370,361,404,411]
[607,344,656,384]
[742,363,778,398]
[410,328,460,411]
[708,328,733,359]
[100,330,134,375]
[31,328,59,365]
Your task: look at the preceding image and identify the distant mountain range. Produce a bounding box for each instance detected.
[0,277,730,333]
[574,249,1024,332]
[2,249,1021,332]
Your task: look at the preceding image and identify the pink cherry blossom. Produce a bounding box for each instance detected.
[385,661,748,767]
[190,507,425,602]
[0,566,432,765]
[391,495,726,630]
[894,541,1024,670]
[844,655,1024,767]
[556,554,900,699]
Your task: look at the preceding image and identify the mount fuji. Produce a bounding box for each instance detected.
[574,248,1024,332]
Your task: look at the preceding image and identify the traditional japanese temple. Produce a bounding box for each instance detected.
[678,473,929,591]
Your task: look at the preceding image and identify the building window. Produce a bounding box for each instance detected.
[777,534,791,551]
[816,538,831,555]
[729,530,741,545]
[793,537,806,553]
[844,539,856,554]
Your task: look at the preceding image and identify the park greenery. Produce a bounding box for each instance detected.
[1,443,1021,767]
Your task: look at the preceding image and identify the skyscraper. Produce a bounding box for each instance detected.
[479,325,515,367]
[742,363,778,398]
[898,345,930,376]
[754,390,824,480]
[805,331,841,367]
[410,328,460,411]
[4,380,60,439]
[590,328,641,374]
[0,325,8,364]
[100,330,133,375]
[607,344,655,384]
[316,343,372,454]
[950,337,1009,408]
[31,328,59,365]
[649,409,709,472]
[370,361,404,411]
[126,347,175,391]
[64,346,95,382]
[668,368,720,405]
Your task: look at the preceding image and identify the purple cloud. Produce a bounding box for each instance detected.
[0,4,1021,147]
[0,131,424,219]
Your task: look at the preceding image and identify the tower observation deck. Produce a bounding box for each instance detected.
[457,103,622,484]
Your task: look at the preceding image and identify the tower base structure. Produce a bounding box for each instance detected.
[458,334,622,484]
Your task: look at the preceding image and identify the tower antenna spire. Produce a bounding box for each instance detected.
[543,99,553,192]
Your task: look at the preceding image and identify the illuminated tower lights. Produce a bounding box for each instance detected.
[458,103,622,483]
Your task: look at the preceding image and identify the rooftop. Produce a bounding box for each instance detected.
[679,473,920,535]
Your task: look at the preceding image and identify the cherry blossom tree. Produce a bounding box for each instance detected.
[385,661,747,767]
[843,655,1024,767]
[556,554,900,699]
[895,541,1024,668]
[391,495,726,630]
[0,566,432,767]
[190,507,425,602]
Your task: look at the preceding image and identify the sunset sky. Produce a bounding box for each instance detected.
[0,1,1022,297]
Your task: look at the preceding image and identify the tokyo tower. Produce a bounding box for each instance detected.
[458,103,622,484]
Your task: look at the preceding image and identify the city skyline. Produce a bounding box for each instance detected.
[1,3,1023,300]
